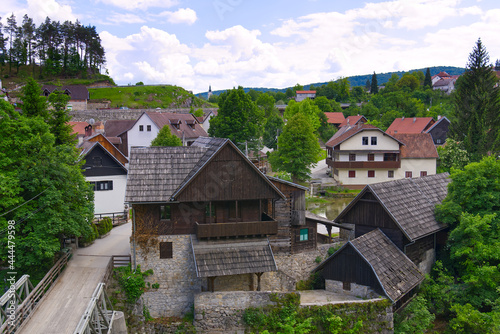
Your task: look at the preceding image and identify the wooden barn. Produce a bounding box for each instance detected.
[314,229,424,310]
[334,173,450,273]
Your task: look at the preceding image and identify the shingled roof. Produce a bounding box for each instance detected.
[192,238,277,277]
[336,173,450,241]
[105,119,136,137]
[126,137,285,203]
[393,133,438,159]
[144,112,208,140]
[326,124,402,148]
[350,229,424,302]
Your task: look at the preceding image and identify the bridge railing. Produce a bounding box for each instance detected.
[73,283,115,334]
[0,252,71,333]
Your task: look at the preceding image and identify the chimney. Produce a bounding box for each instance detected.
[413,117,416,123]
[347,118,350,125]
[438,115,442,120]
[402,116,405,120]
[94,122,105,134]
[85,124,92,137]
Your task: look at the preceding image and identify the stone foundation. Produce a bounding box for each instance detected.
[325,279,380,299]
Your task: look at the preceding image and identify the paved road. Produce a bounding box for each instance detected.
[19,222,131,334]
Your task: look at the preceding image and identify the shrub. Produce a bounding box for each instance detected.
[315,256,322,263]
[114,264,153,303]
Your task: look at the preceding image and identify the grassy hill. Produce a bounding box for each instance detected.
[198,66,466,98]
[89,85,214,109]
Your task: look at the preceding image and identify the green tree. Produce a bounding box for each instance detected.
[397,73,420,92]
[48,90,73,145]
[436,140,470,173]
[263,112,284,149]
[256,93,277,118]
[370,72,379,94]
[284,99,321,133]
[313,96,333,113]
[269,113,322,181]
[424,68,432,88]
[449,38,500,160]
[0,100,94,271]
[208,86,264,150]
[151,126,182,147]
[394,296,435,334]
[21,77,48,118]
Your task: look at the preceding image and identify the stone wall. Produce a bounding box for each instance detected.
[193,291,394,333]
[69,108,218,122]
[325,279,380,299]
[137,235,202,317]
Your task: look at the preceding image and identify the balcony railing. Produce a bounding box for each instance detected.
[326,158,401,169]
[196,220,278,239]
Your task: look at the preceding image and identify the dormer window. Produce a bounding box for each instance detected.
[170,119,181,129]
[186,119,196,130]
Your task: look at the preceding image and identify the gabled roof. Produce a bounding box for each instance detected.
[126,137,285,203]
[335,173,450,241]
[78,141,128,172]
[342,229,423,302]
[425,116,450,133]
[266,175,309,191]
[42,85,89,100]
[325,124,402,148]
[192,238,277,278]
[105,119,136,137]
[433,78,456,87]
[338,115,367,128]
[84,133,129,165]
[324,112,345,125]
[393,133,438,159]
[296,90,316,94]
[139,112,208,140]
[386,117,435,135]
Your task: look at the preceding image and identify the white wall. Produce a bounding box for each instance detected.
[335,169,396,185]
[397,158,436,179]
[87,175,128,215]
[339,131,400,151]
[127,114,160,154]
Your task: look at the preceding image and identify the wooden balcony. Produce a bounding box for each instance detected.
[326,158,401,169]
[196,220,278,239]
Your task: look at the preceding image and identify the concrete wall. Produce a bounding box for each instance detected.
[87,174,127,214]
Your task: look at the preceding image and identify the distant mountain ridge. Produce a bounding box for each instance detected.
[197,66,465,98]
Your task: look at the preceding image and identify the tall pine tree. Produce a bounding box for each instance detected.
[370,71,379,94]
[424,68,432,88]
[449,38,500,160]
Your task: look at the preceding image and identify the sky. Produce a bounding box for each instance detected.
[2,0,500,93]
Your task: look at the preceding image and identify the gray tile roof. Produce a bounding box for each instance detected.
[367,173,450,241]
[125,146,207,203]
[351,229,424,302]
[192,238,277,278]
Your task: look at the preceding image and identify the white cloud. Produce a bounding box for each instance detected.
[96,0,178,11]
[158,8,197,25]
[104,12,146,25]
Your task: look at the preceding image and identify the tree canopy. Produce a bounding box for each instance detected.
[449,38,500,160]
[151,125,182,147]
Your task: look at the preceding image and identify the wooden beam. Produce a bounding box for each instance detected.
[358,199,379,203]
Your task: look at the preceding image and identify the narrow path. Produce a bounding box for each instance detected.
[19,222,131,334]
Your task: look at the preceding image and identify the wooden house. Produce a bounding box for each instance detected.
[334,173,450,274]
[104,119,136,157]
[314,229,424,310]
[42,85,89,110]
[125,137,311,317]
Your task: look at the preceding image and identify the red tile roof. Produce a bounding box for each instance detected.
[69,121,89,135]
[436,71,450,78]
[386,117,435,135]
[145,112,208,140]
[324,112,345,125]
[338,115,367,128]
[296,90,316,94]
[393,133,438,158]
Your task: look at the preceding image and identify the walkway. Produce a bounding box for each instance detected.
[18,222,131,334]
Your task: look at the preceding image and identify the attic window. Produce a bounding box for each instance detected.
[139,125,144,131]
[371,137,377,145]
[362,137,368,145]
[92,156,102,167]
[170,119,181,129]
[147,125,151,131]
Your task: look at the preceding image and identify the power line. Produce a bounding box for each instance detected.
[0,189,48,218]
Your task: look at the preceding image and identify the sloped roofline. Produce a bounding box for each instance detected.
[85,133,129,164]
[170,139,286,200]
[266,175,309,191]
[327,126,405,149]
[80,141,128,172]
[425,116,450,133]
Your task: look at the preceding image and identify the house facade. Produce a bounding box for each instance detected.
[42,85,89,110]
[79,134,128,215]
[125,137,311,317]
[295,90,316,102]
[127,112,208,154]
[326,124,438,188]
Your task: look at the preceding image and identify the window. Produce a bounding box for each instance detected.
[92,181,113,191]
[405,171,413,178]
[368,170,375,178]
[367,153,374,161]
[388,170,394,178]
[92,156,102,167]
[362,137,368,145]
[371,136,377,145]
[139,125,144,131]
[159,242,173,259]
[205,204,215,217]
[147,125,152,131]
[420,171,428,177]
[299,228,309,241]
[384,153,398,161]
[436,139,442,144]
[160,205,171,220]
[349,154,356,161]
[343,281,351,291]
[348,170,356,178]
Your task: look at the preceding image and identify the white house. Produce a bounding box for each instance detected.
[127,112,208,153]
[295,90,316,102]
[326,124,437,188]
